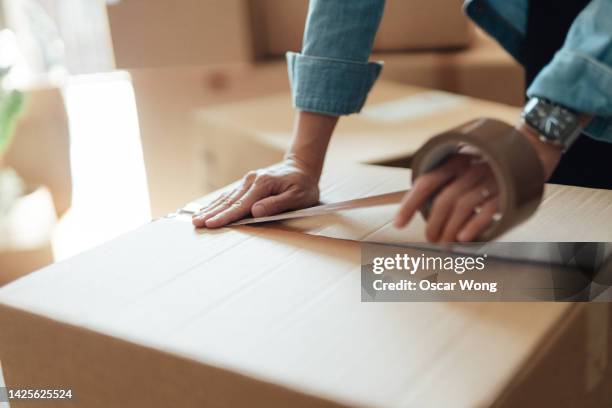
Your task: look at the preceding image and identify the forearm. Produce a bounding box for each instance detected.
[285,111,338,181]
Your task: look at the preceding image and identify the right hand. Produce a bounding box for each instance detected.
[192,159,320,228]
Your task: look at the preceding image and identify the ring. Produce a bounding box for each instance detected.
[474,206,482,215]
[481,188,491,199]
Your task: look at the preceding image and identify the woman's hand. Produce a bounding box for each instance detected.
[192,159,320,228]
[394,122,562,243]
[193,111,337,229]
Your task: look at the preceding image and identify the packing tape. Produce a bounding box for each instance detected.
[411,118,545,241]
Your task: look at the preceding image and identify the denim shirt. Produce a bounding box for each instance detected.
[286,0,612,143]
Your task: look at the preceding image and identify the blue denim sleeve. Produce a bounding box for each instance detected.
[286,0,385,116]
[527,0,612,142]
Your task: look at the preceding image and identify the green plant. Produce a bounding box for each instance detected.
[0,67,24,157]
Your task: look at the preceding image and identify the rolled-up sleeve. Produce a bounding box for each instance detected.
[527,0,612,141]
[286,0,386,116]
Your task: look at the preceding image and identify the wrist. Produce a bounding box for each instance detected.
[283,151,324,182]
[515,120,562,180]
[285,111,338,181]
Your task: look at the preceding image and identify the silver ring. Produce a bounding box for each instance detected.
[492,212,502,222]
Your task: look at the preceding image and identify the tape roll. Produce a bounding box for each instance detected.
[411,118,545,241]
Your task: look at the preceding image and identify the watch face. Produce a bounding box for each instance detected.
[525,101,579,141]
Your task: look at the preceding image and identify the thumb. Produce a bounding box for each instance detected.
[251,190,305,218]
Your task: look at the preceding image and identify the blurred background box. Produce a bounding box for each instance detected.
[377,29,525,106]
[107,0,259,69]
[255,0,472,57]
[194,82,520,192]
[130,62,289,217]
[0,185,56,286]
[0,245,53,286]
[4,86,72,216]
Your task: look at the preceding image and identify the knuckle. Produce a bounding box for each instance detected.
[264,201,278,214]
[243,171,258,184]
[420,172,439,183]
[455,197,474,213]
[431,192,451,212]
[255,173,272,184]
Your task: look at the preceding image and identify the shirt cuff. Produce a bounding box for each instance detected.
[286,52,383,116]
[527,49,612,117]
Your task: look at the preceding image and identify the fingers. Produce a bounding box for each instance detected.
[439,178,498,242]
[457,197,500,242]
[251,188,312,218]
[425,165,489,242]
[204,182,269,228]
[394,155,469,229]
[192,172,258,228]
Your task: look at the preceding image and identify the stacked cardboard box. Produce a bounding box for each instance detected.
[194,81,520,192]
[377,29,525,106]
[107,0,473,69]
[107,0,258,69]
[0,186,57,286]
[129,62,289,217]
[254,0,472,57]
[1,86,70,284]
[1,163,611,407]
[4,86,72,216]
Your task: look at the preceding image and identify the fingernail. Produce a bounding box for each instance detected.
[205,215,222,227]
[252,203,266,218]
[457,232,469,242]
[194,214,207,222]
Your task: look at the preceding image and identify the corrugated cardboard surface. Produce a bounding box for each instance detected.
[194,82,519,191]
[194,164,612,243]
[257,0,472,56]
[1,164,611,406]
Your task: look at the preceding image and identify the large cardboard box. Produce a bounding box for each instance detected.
[107,0,258,69]
[129,62,289,217]
[256,0,472,56]
[377,29,525,106]
[0,164,611,407]
[195,82,520,192]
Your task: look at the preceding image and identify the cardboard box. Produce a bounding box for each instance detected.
[0,164,611,407]
[194,81,520,192]
[256,0,472,56]
[377,29,525,106]
[0,245,54,287]
[0,186,57,286]
[4,86,72,216]
[107,0,258,69]
[129,62,289,217]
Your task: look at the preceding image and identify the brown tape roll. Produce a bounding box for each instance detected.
[411,118,545,241]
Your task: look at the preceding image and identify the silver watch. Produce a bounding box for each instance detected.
[522,97,584,152]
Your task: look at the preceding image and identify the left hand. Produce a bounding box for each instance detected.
[394,122,562,242]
